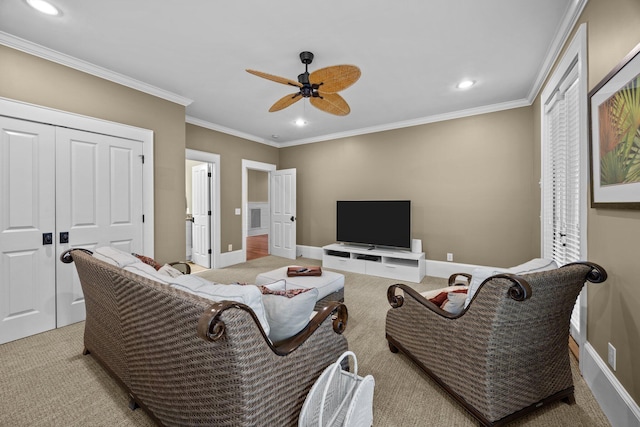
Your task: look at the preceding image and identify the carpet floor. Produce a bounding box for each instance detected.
[0,255,610,426]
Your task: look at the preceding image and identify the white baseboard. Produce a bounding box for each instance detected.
[297,245,323,260]
[425,259,498,279]
[218,250,245,268]
[582,342,640,427]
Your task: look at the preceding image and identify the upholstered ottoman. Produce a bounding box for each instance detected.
[256,266,345,310]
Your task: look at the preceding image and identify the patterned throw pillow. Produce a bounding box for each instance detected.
[132,253,163,270]
[259,285,313,298]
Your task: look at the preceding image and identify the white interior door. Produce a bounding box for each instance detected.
[191,163,211,268]
[0,117,57,344]
[55,128,144,327]
[270,168,296,259]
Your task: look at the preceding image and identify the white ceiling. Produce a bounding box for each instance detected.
[0,0,583,147]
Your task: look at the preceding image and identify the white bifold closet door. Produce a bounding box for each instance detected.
[55,127,144,327]
[0,116,144,344]
[0,118,57,344]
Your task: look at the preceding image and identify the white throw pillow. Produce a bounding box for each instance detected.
[93,246,140,268]
[464,267,507,308]
[169,275,270,336]
[464,259,558,308]
[261,287,319,343]
[158,263,184,278]
[420,285,469,300]
[441,292,467,314]
[262,279,287,292]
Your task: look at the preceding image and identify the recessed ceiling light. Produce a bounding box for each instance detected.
[26,0,61,16]
[456,80,476,90]
[295,119,307,127]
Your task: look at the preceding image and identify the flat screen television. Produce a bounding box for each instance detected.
[336,200,411,249]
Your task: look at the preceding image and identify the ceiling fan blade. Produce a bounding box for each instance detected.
[309,65,361,93]
[269,92,303,112]
[246,69,302,88]
[310,92,351,116]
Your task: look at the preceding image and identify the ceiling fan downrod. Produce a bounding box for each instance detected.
[298,51,321,98]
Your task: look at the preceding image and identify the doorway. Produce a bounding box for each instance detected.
[242,160,297,261]
[246,169,270,261]
[185,149,220,270]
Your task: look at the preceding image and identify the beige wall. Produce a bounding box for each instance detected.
[280,107,539,267]
[577,0,640,403]
[248,169,269,202]
[185,124,278,252]
[0,45,186,264]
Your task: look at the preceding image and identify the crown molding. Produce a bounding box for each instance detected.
[185,116,279,147]
[277,98,531,147]
[527,0,588,102]
[188,98,529,148]
[0,31,193,107]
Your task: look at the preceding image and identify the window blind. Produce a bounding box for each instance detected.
[542,62,582,332]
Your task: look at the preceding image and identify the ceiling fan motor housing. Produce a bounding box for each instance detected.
[300,51,314,64]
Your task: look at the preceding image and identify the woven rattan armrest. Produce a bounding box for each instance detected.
[197,300,348,356]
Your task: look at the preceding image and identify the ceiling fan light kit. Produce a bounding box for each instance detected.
[246,51,361,116]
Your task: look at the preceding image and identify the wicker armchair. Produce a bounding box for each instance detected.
[385,262,607,427]
[63,249,349,426]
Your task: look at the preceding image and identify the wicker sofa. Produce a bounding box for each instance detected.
[385,261,607,427]
[62,248,349,426]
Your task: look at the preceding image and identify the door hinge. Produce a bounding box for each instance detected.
[139,154,145,164]
[208,172,212,177]
[208,211,212,216]
[142,214,145,223]
[208,249,212,254]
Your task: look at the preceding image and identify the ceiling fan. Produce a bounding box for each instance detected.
[246,51,361,116]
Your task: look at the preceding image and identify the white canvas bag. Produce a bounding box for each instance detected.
[299,351,375,427]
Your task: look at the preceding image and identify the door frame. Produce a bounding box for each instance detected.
[242,160,276,262]
[187,149,220,269]
[540,24,588,363]
[0,96,154,255]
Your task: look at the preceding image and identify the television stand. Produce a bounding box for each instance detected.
[322,243,425,283]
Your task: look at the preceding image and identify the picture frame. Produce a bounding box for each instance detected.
[589,41,640,209]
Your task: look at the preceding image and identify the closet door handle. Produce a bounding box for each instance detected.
[60,232,69,244]
[42,233,53,245]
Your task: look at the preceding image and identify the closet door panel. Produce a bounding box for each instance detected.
[0,117,56,344]
[56,128,144,327]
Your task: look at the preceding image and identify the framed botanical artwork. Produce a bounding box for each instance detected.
[589,42,640,209]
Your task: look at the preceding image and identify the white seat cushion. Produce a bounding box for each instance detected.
[93,246,140,268]
[124,262,169,284]
[256,266,344,300]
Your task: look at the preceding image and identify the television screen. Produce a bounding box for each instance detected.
[336,200,411,249]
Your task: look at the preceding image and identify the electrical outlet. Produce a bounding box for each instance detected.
[447,253,453,262]
[228,244,233,252]
[608,342,616,371]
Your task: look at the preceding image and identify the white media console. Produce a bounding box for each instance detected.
[322,243,426,283]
